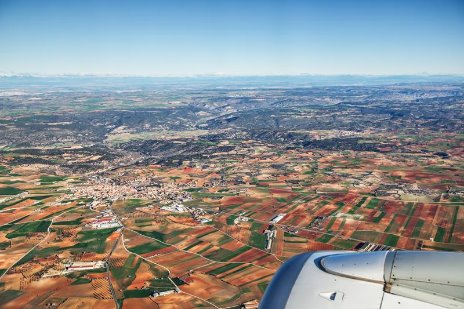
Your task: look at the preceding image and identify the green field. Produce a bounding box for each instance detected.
[128,241,168,254]
[6,220,51,239]
[136,229,166,242]
[69,227,117,253]
[123,289,153,298]
[412,220,424,238]
[258,281,269,293]
[316,234,334,243]
[205,246,250,262]
[0,290,23,306]
[171,277,186,286]
[0,241,11,250]
[185,187,203,192]
[40,175,67,185]
[71,277,92,285]
[384,234,399,246]
[30,195,53,200]
[53,218,83,226]
[366,198,381,209]
[434,226,446,242]
[0,186,23,195]
[249,231,266,248]
[79,227,117,241]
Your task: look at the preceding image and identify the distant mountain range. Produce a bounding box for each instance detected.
[1,74,463,90]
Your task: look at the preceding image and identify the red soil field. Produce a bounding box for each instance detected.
[382,200,404,215]
[221,196,246,206]
[221,267,273,287]
[140,246,177,258]
[306,241,335,251]
[229,247,266,264]
[221,240,244,251]
[180,273,240,305]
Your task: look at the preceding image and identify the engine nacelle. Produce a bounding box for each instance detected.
[259,250,464,309]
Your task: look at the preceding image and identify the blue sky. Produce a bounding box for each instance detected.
[0,0,463,76]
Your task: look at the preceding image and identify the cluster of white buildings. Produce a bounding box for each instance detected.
[88,217,122,229]
[160,202,213,224]
[264,227,277,251]
[161,203,187,213]
[199,218,212,224]
[151,289,178,298]
[69,175,192,204]
[64,261,107,273]
[86,209,122,230]
[151,287,180,298]
[234,215,250,225]
[42,261,107,276]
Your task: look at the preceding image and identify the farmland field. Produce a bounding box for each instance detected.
[0,77,463,307]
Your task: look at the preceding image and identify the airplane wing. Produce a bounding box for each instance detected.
[259,250,464,309]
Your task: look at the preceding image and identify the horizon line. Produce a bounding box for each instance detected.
[2,72,464,78]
